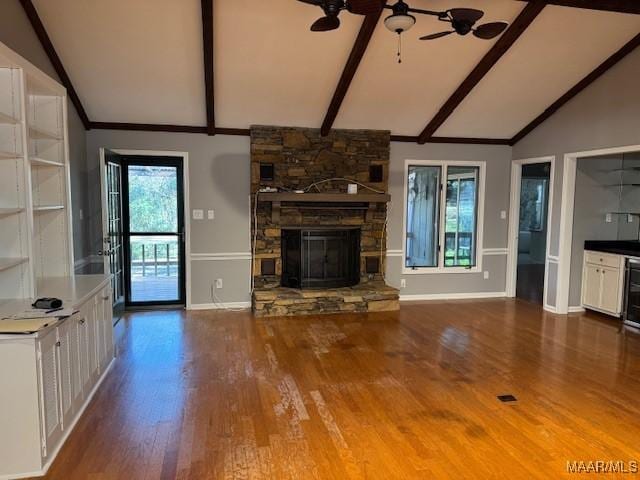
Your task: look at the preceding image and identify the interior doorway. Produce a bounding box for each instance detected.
[516,163,551,303]
[507,157,555,307]
[100,149,189,309]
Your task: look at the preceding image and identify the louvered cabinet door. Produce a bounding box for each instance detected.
[69,316,84,412]
[37,328,62,459]
[56,321,73,426]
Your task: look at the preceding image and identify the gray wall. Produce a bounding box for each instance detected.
[387,142,512,297]
[0,0,90,262]
[570,155,623,306]
[86,130,251,305]
[86,130,512,305]
[513,48,640,309]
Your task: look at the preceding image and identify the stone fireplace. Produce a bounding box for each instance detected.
[250,125,399,317]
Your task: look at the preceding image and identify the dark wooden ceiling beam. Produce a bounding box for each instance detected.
[417,0,547,144]
[320,4,386,137]
[19,0,91,130]
[510,32,640,145]
[201,0,216,135]
[516,0,640,14]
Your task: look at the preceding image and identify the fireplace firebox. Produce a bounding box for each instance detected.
[282,228,360,289]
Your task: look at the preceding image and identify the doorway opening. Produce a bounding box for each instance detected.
[516,163,551,304]
[101,150,188,309]
[507,157,555,308]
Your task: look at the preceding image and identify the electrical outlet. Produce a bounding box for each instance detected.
[400,279,406,288]
[483,271,489,280]
[215,278,223,289]
[500,210,507,220]
[605,213,612,223]
[208,209,215,220]
[79,209,84,220]
[628,214,634,223]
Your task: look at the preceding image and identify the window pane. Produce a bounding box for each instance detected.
[128,165,178,233]
[405,165,441,268]
[444,166,479,267]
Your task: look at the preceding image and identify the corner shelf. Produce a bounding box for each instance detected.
[0,150,20,160]
[33,205,64,212]
[0,111,20,125]
[0,208,24,218]
[28,125,61,141]
[0,257,28,272]
[30,157,64,168]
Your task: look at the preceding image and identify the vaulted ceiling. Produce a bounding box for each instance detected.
[22,0,640,144]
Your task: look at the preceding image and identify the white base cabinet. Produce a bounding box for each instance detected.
[0,276,113,479]
[581,250,625,317]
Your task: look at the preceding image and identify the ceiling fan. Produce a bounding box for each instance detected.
[297,0,508,40]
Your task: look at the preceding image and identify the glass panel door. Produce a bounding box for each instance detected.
[123,159,185,306]
[105,157,124,312]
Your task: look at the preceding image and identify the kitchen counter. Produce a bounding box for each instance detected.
[584,240,640,258]
[0,274,111,338]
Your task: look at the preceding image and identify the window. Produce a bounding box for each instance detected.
[404,161,484,273]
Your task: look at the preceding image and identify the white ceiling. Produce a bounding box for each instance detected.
[29,0,640,139]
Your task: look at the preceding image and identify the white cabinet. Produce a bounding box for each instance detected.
[581,251,625,316]
[37,328,62,458]
[0,276,115,479]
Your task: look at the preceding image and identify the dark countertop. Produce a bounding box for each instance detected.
[584,240,640,257]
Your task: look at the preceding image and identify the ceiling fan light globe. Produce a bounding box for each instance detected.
[384,13,416,34]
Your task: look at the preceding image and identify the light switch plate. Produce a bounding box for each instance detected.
[483,271,489,280]
[193,209,204,220]
[208,209,215,220]
[500,210,507,220]
[605,213,612,223]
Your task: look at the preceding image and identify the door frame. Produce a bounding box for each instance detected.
[555,144,640,314]
[99,149,191,309]
[506,155,555,310]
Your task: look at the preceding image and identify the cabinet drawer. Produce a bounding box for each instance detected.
[584,251,621,269]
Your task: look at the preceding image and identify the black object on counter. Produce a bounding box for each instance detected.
[32,297,63,310]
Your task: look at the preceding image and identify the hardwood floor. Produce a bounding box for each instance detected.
[39,300,640,479]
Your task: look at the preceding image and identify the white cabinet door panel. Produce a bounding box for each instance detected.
[601,266,621,315]
[582,263,602,309]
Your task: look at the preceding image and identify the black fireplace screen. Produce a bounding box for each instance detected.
[282,228,360,288]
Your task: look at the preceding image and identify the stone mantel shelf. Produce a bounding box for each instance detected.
[257,192,390,203]
[257,192,390,223]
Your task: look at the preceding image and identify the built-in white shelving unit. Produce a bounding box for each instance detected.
[0,42,73,300]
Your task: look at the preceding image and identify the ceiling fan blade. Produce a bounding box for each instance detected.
[311,15,341,31]
[473,22,508,39]
[419,31,455,40]
[347,0,384,15]
[448,8,484,24]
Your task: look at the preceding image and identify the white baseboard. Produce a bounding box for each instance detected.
[568,306,585,313]
[543,304,557,313]
[400,291,506,301]
[188,301,251,311]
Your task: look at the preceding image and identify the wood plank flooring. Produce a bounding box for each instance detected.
[39,300,640,479]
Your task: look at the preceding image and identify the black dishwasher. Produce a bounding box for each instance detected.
[624,258,640,327]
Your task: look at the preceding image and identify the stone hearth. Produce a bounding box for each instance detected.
[252,282,399,317]
[250,125,399,317]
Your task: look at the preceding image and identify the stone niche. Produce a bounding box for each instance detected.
[250,125,399,317]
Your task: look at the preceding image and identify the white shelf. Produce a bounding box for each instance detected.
[0,208,24,218]
[28,125,61,141]
[33,205,64,212]
[0,257,28,272]
[0,150,20,160]
[0,111,20,125]
[30,157,64,168]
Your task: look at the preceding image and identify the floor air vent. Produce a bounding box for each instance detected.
[497,394,518,403]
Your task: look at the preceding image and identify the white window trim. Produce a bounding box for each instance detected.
[402,159,486,275]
